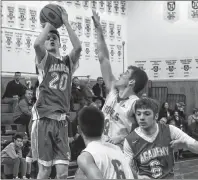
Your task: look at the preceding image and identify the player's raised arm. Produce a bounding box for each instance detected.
[59,6,82,73]
[34,22,56,64]
[92,10,115,90]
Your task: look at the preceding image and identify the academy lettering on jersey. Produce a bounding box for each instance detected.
[103,105,120,121]
[140,146,169,164]
[49,63,70,73]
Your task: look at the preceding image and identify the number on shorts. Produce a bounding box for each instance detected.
[103,119,110,135]
[150,160,162,178]
[49,72,68,91]
[111,159,126,179]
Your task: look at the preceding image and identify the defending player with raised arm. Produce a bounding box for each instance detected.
[32,6,82,179]
[75,106,134,179]
[124,98,198,179]
[92,10,148,149]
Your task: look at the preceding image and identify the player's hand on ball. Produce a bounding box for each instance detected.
[58,6,69,24]
[92,10,101,28]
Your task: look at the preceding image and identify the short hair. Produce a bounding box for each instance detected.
[78,106,104,138]
[13,133,23,140]
[128,66,148,94]
[97,77,103,81]
[15,72,21,75]
[49,30,60,42]
[135,97,159,115]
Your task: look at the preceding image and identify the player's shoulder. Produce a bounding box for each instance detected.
[126,128,140,143]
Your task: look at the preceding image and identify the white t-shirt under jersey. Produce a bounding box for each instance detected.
[102,88,139,143]
[82,141,134,179]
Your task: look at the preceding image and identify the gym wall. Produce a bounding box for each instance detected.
[1,1,127,79]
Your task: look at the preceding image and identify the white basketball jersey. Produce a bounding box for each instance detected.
[82,141,134,179]
[102,88,139,142]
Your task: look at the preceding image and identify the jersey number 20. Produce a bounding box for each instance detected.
[112,160,126,179]
[49,72,68,91]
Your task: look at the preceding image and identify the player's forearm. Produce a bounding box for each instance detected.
[96,25,109,63]
[64,22,82,51]
[186,141,198,154]
[34,23,55,47]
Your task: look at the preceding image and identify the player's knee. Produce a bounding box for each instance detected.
[56,171,68,179]
[56,164,68,179]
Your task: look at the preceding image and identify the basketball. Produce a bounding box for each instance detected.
[40,4,63,29]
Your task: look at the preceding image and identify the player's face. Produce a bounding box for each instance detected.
[115,69,133,87]
[135,108,156,129]
[45,32,60,52]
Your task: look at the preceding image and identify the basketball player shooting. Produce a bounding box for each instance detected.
[92,10,148,149]
[75,106,134,179]
[124,98,198,179]
[31,6,82,179]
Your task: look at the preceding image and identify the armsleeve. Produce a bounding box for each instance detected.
[36,50,49,70]
[169,125,196,145]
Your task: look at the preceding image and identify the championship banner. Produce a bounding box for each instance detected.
[91,1,97,10]
[59,25,67,36]
[164,1,179,22]
[109,21,115,41]
[1,3,4,27]
[99,1,105,13]
[66,1,73,6]
[188,1,198,21]
[116,45,122,62]
[74,1,81,8]
[101,20,107,38]
[76,16,83,38]
[84,42,91,61]
[14,31,23,53]
[6,3,16,28]
[70,21,77,32]
[116,24,122,42]
[192,57,198,78]
[120,1,126,16]
[106,1,112,14]
[94,43,98,61]
[17,5,27,29]
[84,17,91,38]
[83,1,89,10]
[24,33,33,54]
[113,1,119,15]
[164,58,178,79]
[4,29,14,52]
[29,7,37,30]
[134,60,148,72]
[150,59,164,79]
[60,37,68,56]
[109,44,115,62]
[179,58,193,78]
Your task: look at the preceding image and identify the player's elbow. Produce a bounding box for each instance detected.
[75,45,82,53]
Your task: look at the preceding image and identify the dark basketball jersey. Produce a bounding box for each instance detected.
[126,123,174,179]
[32,52,72,119]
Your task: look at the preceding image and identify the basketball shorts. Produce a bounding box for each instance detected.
[31,117,71,167]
